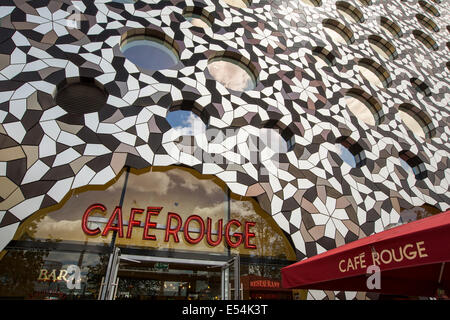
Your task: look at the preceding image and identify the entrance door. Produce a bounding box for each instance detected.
[111,254,239,300]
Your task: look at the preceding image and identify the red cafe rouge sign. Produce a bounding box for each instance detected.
[81,204,257,249]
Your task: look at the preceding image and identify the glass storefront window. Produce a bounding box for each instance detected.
[0,249,108,300]
[1,165,299,300]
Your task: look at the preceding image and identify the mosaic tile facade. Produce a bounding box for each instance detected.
[0,0,449,298]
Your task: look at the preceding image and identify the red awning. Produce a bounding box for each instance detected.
[282,210,450,297]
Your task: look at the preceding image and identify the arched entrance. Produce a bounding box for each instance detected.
[0,166,299,300]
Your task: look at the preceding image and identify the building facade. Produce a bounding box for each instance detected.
[0,0,448,300]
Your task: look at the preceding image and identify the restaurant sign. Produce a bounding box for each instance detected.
[81,204,257,249]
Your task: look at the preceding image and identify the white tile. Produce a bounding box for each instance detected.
[272,212,290,233]
[84,113,99,132]
[136,123,150,142]
[290,230,306,255]
[9,99,27,120]
[1,64,25,79]
[136,144,154,164]
[47,177,73,202]
[311,213,329,225]
[53,148,81,167]
[324,221,336,238]
[57,131,84,146]
[113,132,137,146]
[3,122,26,143]
[22,160,50,184]
[12,31,30,47]
[40,120,61,140]
[0,222,20,253]
[84,144,111,156]
[41,107,67,122]
[10,195,45,220]
[116,116,137,131]
[72,165,96,189]
[90,166,116,185]
[39,135,56,158]
[0,162,6,176]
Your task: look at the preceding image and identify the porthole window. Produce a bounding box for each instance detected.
[398,103,435,139]
[167,109,208,137]
[415,14,439,32]
[410,78,431,97]
[418,0,440,17]
[368,35,398,60]
[207,51,258,92]
[335,136,366,168]
[311,46,336,67]
[120,29,180,71]
[322,19,355,45]
[344,88,384,126]
[336,1,365,24]
[223,0,251,8]
[260,121,296,153]
[379,17,403,38]
[183,6,214,29]
[55,78,107,117]
[399,150,427,180]
[357,58,392,88]
[300,0,323,7]
[412,30,438,51]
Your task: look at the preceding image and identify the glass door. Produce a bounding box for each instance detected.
[113,255,231,300]
[222,255,241,300]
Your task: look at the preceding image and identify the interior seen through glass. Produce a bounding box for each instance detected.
[1,166,297,300]
[121,36,179,71]
[344,96,376,126]
[208,59,256,91]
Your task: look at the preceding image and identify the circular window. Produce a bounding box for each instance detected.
[223,0,251,8]
[335,136,366,168]
[398,103,435,139]
[322,19,355,45]
[183,7,214,29]
[368,35,398,60]
[336,1,365,24]
[311,46,336,67]
[399,150,427,180]
[410,78,431,97]
[55,79,107,116]
[357,58,392,88]
[412,30,438,51]
[415,14,439,32]
[167,109,207,137]
[418,0,440,17]
[379,16,403,38]
[344,88,383,126]
[207,52,258,92]
[120,29,180,71]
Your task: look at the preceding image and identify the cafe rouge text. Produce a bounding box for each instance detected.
[81,204,257,249]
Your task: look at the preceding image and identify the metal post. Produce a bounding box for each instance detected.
[234,254,240,300]
[99,167,130,300]
[100,247,120,300]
